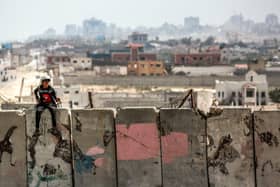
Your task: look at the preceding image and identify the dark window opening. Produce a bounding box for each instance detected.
[246,89,254,97]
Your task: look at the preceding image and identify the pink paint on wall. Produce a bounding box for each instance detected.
[161,132,188,164]
[86,146,105,156]
[94,158,105,167]
[116,123,189,163]
[116,123,160,160]
[86,146,106,167]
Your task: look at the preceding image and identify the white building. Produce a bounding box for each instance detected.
[0,56,17,83]
[215,71,268,106]
[55,85,89,109]
[93,65,127,76]
[221,46,259,64]
[70,57,92,70]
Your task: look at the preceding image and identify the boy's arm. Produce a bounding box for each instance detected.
[34,87,39,103]
[51,87,60,103]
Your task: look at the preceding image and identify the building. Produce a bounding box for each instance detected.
[221,46,259,64]
[215,71,268,106]
[112,44,156,64]
[184,17,201,32]
[174,52,221,66]
[264,39,278,49]
[94,65,127,76]
[0,67,17,83]
[71,57,92,70]
[128,32,148,44]
[89,44,157,65]
[55,86,89,109]
[46,54,71,76]
[0,52,16,83]
[128,61,165,76]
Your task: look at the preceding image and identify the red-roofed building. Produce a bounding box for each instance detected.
[111,44,156,63]
[174,52,221,66]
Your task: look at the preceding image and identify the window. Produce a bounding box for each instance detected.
[246,89,254,98]
[222,92,224,98]
[238,92,242,97]
[181,57,185,63]
[75,90,79,94]
[64,91,70,94]
[250,76,253,82]
[218,91,221,98]
[232,92,236,97]
[73,60,78,64]
[141,64,145,68]
[140,57,146,60]
[156,64,161,68]
[74,102,79,106]
[261,92,266,98]
[141,73,146,76]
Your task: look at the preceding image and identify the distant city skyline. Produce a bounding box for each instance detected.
[0,0,280,41]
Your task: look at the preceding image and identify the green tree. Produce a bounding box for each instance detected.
[269,88,280,103]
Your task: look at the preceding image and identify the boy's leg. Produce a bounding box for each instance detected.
[47,105,57,128]
[35,104,44,130]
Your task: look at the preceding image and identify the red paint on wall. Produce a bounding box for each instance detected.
[116,123,160,160]
[161,132,188,164]
[116,123,188,163]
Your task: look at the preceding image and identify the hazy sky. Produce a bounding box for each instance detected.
[0,0,280,41]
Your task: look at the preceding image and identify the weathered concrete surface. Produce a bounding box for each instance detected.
[0,111,26,187]
[160,109,208,187]
[116,108,161,187]
[71,109,117,187]
[207,109,254,187]
[1,103,34,110]
[254,111,280,187]
[26,109,72,187]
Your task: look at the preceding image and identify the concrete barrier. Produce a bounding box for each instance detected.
[254,111,280,187]
[160,109,208,187]
[1,103,34,110]
[1,107,280,186]
[25,109,73,187]
[116,108,161,187]
[71,109,117,187]
[0,111,26,187]
[207,109,255,187]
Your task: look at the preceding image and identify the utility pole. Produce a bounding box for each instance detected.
[18,78,25,103]
[88,91,94,108]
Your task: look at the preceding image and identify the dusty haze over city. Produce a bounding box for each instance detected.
[1,0,280,41]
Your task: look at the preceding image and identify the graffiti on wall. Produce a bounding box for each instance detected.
[0,126,17,166]
[208,134,240,175]
[27,114,72,187]
[72,115,106,175]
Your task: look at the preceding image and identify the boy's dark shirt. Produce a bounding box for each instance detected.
[34,85,57,106]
